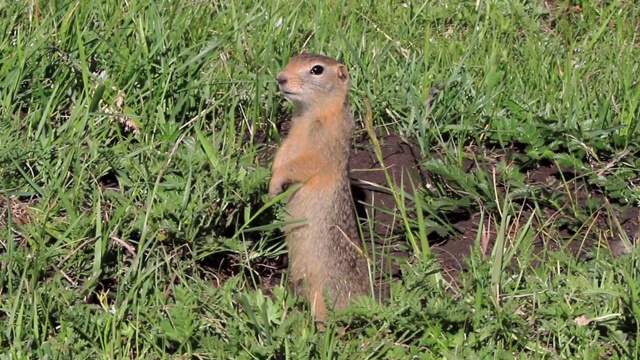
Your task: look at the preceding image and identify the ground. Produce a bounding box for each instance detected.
[2,0,640,358]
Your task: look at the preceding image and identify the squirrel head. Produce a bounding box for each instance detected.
[276,53,350,113]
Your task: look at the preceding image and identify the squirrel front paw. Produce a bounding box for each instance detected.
[269,175,296,198]
[268,176,285,198]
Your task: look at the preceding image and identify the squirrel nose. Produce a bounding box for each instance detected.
[276,73,287,85]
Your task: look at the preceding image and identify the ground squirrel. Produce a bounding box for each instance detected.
[269,53,371,321]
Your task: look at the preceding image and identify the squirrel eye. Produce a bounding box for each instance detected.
[310,65,324,75]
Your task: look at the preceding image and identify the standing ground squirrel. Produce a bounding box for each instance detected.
[269,53,371,321]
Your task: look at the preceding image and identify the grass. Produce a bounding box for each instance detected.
[1,0,640,358]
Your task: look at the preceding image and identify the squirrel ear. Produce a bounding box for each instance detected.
[337,64,349,84]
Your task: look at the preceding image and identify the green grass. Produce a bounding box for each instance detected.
[1,0,640,358]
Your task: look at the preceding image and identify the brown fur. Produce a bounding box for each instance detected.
[269,53,370,321]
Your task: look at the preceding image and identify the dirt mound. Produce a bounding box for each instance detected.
[348,131,639,282]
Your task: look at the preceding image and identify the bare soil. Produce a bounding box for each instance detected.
[348,130,639,283]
